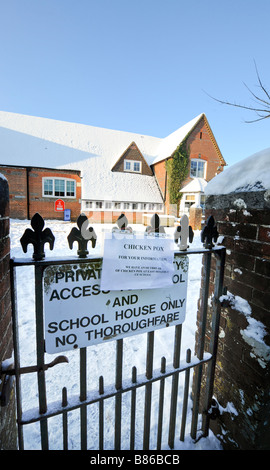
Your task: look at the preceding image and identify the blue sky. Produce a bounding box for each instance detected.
[0,0,270,167]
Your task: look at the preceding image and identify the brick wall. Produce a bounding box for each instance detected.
[0,167,28,219]
[0,175,17,449]
[0,165,81,221]
[83,210,144,225]
[185,118,223,183]
[152,116,224,215]
[27,168,81,220]
[196,190,270,450]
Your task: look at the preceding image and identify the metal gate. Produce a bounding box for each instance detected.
[6,213,225,450]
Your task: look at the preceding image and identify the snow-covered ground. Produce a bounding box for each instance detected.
[10,218,222,451]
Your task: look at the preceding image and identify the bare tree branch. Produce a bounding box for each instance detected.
[254,60,270,102]
[205,62,270,123]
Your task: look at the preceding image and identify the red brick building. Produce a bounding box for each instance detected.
[0,111,225,223]
[0,165,81,221]
[152,114,226,215]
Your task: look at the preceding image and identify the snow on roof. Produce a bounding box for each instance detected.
[61,154,163,202]
[181,178,208,193]
[152,114,204,164]
[0,111,161,168]
[205,147,270,195]
[0,110,206,202]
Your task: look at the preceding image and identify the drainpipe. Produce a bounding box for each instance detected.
[26,167,31,220]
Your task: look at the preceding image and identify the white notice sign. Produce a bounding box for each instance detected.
[100,233,175,290]
[43,257,189,353]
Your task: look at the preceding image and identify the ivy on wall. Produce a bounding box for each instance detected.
[165,140,190,212]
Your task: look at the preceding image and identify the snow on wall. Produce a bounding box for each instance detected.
[219,291,270,369]
[205,147,270,195]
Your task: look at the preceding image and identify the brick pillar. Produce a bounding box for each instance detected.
[196,190,270,450]
[189,204,202,230]
[0,175,17,450]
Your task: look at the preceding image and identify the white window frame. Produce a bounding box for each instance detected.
[82,200,164,212]
[124,159,142,173]
[190,159,206,178]
[42,177,76,198]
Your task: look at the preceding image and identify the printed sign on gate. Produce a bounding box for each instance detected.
[100,233,175,291]
[43,256,189,353]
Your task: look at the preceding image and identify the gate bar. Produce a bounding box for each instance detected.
[130,366,137,450]
[99,375,104,450]
[190,251,212,440]
[62,387,68,450]
[202,248,226,435]
[180,348,191,441]
[34,264,49,450]
[80,347,87,449]
[156,356,166,450]
[168,324,182,448]
[10,263,24,450]
[115,338,123,449]
[143,331,154,450]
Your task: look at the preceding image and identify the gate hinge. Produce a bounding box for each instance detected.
[0,362,15,407]
[204,398,220,420]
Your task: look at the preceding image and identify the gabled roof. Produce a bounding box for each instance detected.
[0,110,225,202]
[152,114,204,164]
[0,111,161,168]
[111,141,153,175]
[152,113,225,166]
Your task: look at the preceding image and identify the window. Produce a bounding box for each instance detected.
[184,194,195,212]
[124,160,141,173]
[105,202,112,209]
[44,179,53,196]
[43,178,76,198]
[114,202,121,209]
[95,201,103,209]
[84,201,92,209]
[66,180,75,197]
[124,202,130,209]
[132,203,138,210]
[55,179,65,197]
[190,159,205,178]
[133,162,140,172]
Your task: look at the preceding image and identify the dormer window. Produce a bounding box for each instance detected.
[124,159,142,173]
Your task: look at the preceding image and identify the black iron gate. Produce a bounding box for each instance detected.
[6,213,225,450]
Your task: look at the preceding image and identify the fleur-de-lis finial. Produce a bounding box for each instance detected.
[201,215,219,248]
[174,214,194,250]
[20,213,55,260]
[145,214,165,234]
[67,213,97,258]
[112,213,133,233]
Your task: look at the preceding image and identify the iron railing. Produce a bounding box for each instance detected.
[7,213,225,450]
